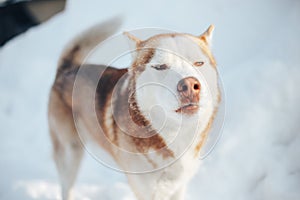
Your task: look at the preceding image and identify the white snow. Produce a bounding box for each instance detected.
[0,0,299,199]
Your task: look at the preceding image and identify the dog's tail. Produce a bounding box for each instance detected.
[57,16,122,70]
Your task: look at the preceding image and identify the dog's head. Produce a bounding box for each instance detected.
[125,26,219,132]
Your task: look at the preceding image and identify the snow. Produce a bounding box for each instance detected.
[0,0,299,199]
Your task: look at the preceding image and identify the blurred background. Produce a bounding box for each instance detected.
[0,0,299,199]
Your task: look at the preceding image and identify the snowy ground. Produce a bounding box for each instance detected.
[0,0,300,199]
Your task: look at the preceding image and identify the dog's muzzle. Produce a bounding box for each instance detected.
[176,76,200,114]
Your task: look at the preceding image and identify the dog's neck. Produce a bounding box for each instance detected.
[110,74,175,159]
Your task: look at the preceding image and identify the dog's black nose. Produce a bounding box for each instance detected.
[177,76,200,103]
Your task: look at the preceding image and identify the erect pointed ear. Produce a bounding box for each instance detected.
[123,31,142,47]
[123,32,143,60]
[199,25,214,46]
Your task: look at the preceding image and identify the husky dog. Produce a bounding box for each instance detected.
[48,17,220,200]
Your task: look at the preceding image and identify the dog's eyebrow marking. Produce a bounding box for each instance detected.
[151,64,169,70]
[193,61,204,67]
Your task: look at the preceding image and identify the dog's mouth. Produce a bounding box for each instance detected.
[175,103,199,115]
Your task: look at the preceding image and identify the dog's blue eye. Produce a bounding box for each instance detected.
[151,64,168,70]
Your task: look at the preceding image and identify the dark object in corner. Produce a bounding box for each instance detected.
[0,0,66,47]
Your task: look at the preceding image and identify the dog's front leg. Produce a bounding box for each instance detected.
[170,186,186,200]
[128,170,181,200]
[152,180,180,200]
[152,171,183,200]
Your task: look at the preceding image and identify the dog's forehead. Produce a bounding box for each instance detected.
[142,34,206,62]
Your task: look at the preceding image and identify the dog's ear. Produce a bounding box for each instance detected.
[199,25,214,46]
[124,32,142,46]
[124,32,143,60]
